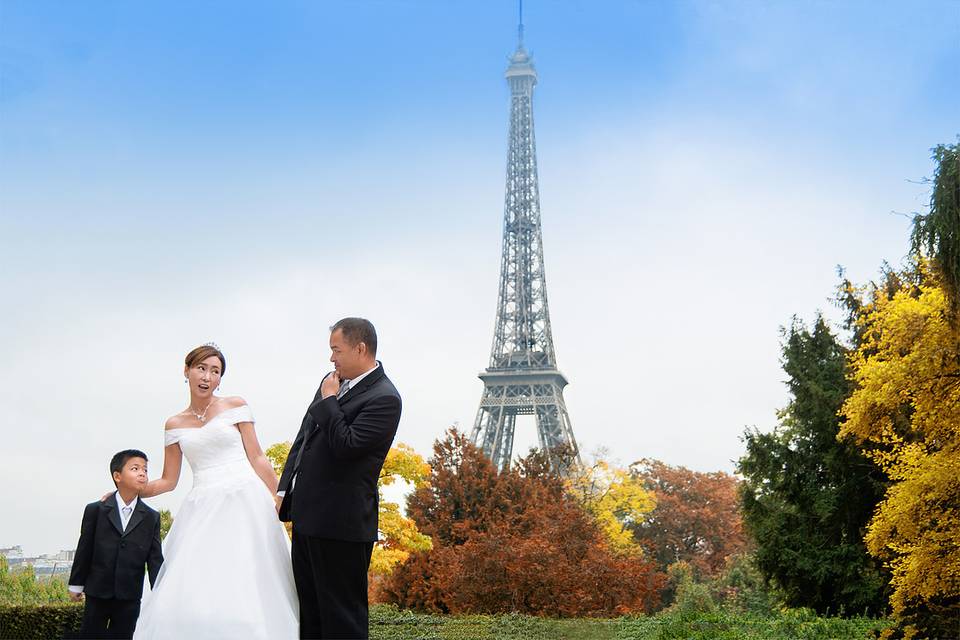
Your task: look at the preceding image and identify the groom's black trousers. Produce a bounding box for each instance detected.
[292,530,374,640]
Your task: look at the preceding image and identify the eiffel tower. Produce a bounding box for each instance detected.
[470,15,581,473]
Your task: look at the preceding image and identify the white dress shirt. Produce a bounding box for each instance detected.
[68,492,139,594]
[343,362,379,393]
[117,492,139,530]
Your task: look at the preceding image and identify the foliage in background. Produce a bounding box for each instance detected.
[383,430,664,617]
[710,553,779,616]
[629,459,748,579]
[659,553,779,619]
[371,444,433,576]
[264,441,295,538]
[665,561,716,615]
[264,441,291,478]
[738,315,889,616]
[566,457,656,556]
[0,557,70,607]
[839,262,960,637]
[159,509,173,541]
[911,140,960,316]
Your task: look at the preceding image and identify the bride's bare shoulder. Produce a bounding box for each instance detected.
[164,413,192,430]
[220,396,248,409]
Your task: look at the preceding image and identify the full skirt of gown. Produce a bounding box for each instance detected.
[134,455,298,638]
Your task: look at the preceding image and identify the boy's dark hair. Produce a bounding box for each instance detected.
[331,317,378,356]
[110,449,148,487]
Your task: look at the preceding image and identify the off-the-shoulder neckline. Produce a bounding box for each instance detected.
[165,404,251,432]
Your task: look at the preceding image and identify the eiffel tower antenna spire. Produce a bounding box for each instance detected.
[518,0,524,47]
[470,12,581,473]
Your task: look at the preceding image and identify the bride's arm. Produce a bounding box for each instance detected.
[141,442,182,498]
[238,422,279,494]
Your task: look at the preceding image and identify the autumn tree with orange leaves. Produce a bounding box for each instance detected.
[382,430,665,617]
[629,459,748,578]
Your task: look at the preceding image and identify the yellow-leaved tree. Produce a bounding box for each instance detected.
[264,441,432,576]
[265,441,294,538]
[566,457,656,556]
[371,444,433,575]
[839,264,960,637]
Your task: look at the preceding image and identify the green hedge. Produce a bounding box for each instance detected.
[367,605,889,640]
[0,603,889,640]
[0,603,82,640]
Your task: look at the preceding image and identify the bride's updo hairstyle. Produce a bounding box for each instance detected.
[185,344,226,376]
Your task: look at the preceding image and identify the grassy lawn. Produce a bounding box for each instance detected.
[369,605,890,640]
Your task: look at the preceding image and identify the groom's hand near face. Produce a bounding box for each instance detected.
[320,371,341,399]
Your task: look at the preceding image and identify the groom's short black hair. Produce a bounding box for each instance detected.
[110,449,148,486]
[331,317,377,356]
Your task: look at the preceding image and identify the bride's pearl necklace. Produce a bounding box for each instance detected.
[190,398,215,422]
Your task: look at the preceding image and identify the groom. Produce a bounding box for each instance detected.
[277,317,402,640]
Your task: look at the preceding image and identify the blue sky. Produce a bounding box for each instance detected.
[1,1,957,555]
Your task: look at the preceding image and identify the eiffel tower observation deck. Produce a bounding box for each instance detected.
[470,18,581,473]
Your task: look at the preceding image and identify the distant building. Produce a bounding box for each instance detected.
[33,559,73,580]
[0,546,24,559]
[2,546,75,580]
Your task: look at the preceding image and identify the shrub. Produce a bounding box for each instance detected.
[0,603,83,640]
[0,558,70,607]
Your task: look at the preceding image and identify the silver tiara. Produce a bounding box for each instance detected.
[204,341,221,351]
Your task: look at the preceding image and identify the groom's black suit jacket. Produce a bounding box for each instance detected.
[278,362,401,542]
[68,495,163,601]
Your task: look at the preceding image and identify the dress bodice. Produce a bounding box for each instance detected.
[164,405,254,474]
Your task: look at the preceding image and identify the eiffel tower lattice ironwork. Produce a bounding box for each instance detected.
[470,21,581,473]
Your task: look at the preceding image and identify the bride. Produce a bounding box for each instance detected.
[133,344,298,639]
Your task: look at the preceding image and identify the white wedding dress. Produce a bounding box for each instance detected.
[134,405,298,639]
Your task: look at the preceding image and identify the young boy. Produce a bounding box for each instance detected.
[68,449,164,639]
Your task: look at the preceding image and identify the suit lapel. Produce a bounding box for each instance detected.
[123,503,147,537]
[338,363,385,403]
[104,501,124,536]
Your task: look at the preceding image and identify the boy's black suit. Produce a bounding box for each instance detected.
[69,495,163,639]
[278,362,401,640]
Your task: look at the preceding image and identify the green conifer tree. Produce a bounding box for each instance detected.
[738,316,888,615]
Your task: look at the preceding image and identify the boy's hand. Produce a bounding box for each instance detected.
[100,491,112,502]
[69,592,84,602]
